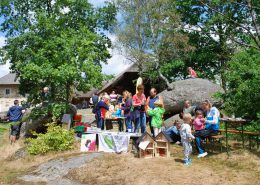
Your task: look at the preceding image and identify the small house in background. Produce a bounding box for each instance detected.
[0,73,26,113]
[155,131,173,158]
[138,132,156,158]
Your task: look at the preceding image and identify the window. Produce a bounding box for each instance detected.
[5,88,11,96]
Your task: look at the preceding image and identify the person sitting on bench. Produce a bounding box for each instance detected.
[195,99,220,158]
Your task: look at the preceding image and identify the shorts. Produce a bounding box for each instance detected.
[10,122,21,136]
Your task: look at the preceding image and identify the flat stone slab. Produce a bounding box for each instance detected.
[19,153,102,185]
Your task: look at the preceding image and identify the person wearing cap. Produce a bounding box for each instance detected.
[147,100,165,137]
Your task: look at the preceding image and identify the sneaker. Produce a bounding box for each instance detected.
[175,141,181,145]
[188,158,192,164]
[184,160,191,166]
[197,152,208,158]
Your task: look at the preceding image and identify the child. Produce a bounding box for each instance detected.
[180,113,195,165]
[193,110,205,134]
[147,100,165,137]
[188,67,198,78]
[112,105,124,131]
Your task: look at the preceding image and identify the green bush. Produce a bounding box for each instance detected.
[27,123,74,155]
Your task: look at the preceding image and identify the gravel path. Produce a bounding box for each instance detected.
[19,153,102,185]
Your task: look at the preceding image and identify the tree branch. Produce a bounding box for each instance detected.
[199,0,260,49]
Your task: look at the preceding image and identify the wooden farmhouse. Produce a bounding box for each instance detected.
[155,131,173,158]
[138,132,156,158]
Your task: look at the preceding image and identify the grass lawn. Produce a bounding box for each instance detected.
[66,145,260,185]
[0,123,259,185]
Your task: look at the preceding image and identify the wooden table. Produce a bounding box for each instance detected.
[220,118,250,153]
[104,117,126,132]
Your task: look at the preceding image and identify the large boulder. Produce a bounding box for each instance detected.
[158,78,224,115]
[20,104,77,137]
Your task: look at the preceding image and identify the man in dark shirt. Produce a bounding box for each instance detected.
[7,100,24,143]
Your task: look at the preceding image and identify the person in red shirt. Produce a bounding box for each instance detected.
[188,67,198,78]
[132,84,146,133]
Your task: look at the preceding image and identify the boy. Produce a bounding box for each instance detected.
[180,113,195,165]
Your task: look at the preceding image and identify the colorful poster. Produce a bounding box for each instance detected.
[98,133,130,153]
[80,134,96,152]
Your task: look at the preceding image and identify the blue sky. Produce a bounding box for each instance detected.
[0,0,129,78]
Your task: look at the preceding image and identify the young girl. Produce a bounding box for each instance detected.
[147,100,165,137]
[180,113,195,165]
[193,110,205,133]
[112,105,124,131]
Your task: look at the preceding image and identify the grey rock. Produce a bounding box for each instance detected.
[158,78,224,114]
[19,153,102,185]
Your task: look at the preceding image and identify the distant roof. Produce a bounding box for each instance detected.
[74,88,98,98]
[97,63,139,94]
[0,73,20,85]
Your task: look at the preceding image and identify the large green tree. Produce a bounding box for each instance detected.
[0,0,116,108]
[222,48,260,131]
[176,0,260,89]
[115,0,192,90]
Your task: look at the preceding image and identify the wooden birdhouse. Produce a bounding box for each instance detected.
[155,131,173,158]
[138,132,155,158]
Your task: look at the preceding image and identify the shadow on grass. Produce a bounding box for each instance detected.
[174,158,183,163]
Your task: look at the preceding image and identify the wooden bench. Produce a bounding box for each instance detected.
[206,134,225,152]
[192,130,225,153]
[219,129,259,149]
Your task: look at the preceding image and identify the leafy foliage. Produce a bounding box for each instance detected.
[115,0,193,89]
[222,49,260,123]
[0,0,116,119]
[27,123,74,155]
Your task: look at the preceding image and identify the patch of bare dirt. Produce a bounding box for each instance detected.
[67,145,260,185]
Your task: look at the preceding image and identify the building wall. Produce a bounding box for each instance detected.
[0,85,22,98]
[0,85,26,112]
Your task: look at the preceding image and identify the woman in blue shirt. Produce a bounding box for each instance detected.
[195,100,220,158]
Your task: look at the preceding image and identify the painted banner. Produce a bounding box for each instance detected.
[98,133,130,153]
[80,134,96,152]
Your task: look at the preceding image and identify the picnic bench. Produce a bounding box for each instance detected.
[220,118,259,152]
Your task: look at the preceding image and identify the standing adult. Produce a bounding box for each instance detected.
[121,90,133,132]
[195,100,220,158]
[110,91,118,104]
[146,88,164,137]
[95,95,110,130]
[132,84,146,133]
[91,93,99,112]
[7,100,24,143]
[41,87,51,107]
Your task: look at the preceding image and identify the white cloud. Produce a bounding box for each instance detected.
[0,37,10,78]
[102,33,130,75]
[102,52,130,75]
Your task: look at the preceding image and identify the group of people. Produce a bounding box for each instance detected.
[165,99,220,165]
[93,86,220,166]
[92,85,165,137]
